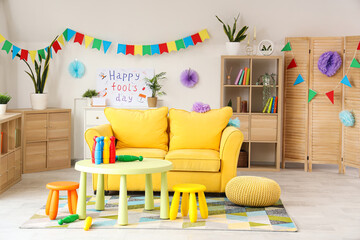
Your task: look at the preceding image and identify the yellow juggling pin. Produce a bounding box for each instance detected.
[103,137,110,164]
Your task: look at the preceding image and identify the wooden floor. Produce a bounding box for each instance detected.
[0,164,359,240]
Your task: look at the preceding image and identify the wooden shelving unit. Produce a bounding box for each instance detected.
[221,55,283,171]
[0,113,22,194]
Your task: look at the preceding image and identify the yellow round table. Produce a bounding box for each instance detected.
[75,159,172,225]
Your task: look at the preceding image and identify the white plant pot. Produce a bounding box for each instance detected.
[226,42,241,55]
[31,93,48,110]
[0,104,6,115]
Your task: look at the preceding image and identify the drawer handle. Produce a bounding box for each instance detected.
[96,117,99,119]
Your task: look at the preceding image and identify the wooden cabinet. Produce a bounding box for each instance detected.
[221,56,283,171]
[0,113,22,194]
[8,108,71,173]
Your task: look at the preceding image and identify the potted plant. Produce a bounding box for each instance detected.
[0,93,11,115]
[215,14,248,55]
[82,89,99,106]
[18,37,57,110]
[144,72,166,107]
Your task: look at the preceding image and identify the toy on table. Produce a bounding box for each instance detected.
[95,137,104,165]
[91,136,98,164]
[103,137,110,164]
[116,155,143,162]
[58,214,79,225]
[83,216,92,231]
[109,136,116,163]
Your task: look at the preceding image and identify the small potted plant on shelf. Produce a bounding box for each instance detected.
[215,13,248,55]
[18,37,57,110]
[0,93,11,115]
[82,89,99,106]
[144,72,167,107]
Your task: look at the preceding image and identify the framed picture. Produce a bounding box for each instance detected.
[258,40,274,56]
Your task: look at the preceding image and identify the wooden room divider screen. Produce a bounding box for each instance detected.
[283,36,360,174]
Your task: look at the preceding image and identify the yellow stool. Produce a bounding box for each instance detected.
[170,183,208,223]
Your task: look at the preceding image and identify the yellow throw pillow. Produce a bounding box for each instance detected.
[104,107,169,151]
[169,107,232,151]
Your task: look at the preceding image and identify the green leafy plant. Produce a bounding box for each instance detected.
[215,14,248,42]
[17,37,57,94]
[144,72,167,98]
[82,89,99,98]
[0,93,11,104]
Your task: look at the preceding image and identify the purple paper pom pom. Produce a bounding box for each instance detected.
[180,69,199,88]
[192,102,211,113]
[317,51,342,77]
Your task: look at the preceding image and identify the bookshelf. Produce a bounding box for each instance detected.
[221,55,283,171]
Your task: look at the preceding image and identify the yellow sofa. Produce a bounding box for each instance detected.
[85,107,243,193]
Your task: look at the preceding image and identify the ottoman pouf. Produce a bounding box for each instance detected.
[225,176,281,207]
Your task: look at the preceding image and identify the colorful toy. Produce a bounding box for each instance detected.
[109,136,116,163]
[103,136,110,164]
[95,137,103,164]
[58,214,79,225]
[116,155,143,162]
[91,136,98,164]
[83,216,92,231]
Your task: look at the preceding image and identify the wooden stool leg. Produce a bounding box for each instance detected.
[71,190,78,214]
[45,189,53,215]
[189,192,197,223]
[67,190,73,214]
[49,190,59,220]
[181,192,189,217]
[170,191,180,220]
[198,191,208,219]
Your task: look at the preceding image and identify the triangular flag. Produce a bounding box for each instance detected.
[308,89,317,102]
[20,49,28,61]
[57,35,65,46]
[350,58,360,68]
[340,75,352,87]
[44,47,53,59]
[1,40,12,54]
[29,50,37,63]
[325,90,334,104]
[287,58,297,69]
[62,29,68,42]
[293,74,305,85]
[52,40,62,53]
[102,40,112,54]
[65,29,76,41]
[0,34,5,43]
[357,41,360,50]
[92,38,102,50]
[84,35,94,48]
[198,29,210,41]
[74,32,84,45]
[281,42,292,52]
[12,45,20,59]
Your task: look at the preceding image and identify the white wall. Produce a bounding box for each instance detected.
[2,0,360,110]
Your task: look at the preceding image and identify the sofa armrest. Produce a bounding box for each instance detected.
[219,126,244,192]
[84,124,114,151]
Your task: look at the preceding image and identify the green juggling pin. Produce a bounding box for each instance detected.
[116,155,143,162]
[58,214,79,225]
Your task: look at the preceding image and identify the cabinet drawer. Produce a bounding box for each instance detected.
[47,140,70,169]
[85,110,109,126]
[25,113,47,142]
[232,115,249,141]
[48,112,71,140]
[250,116,277,141]
[25,142,46,172]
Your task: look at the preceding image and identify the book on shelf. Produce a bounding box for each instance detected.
[242,68,248,85]
[234,69,243,85]
[262,98,271,113]
[273,96,278,113]
[238,69,245,85]
[245,68,250,85]
[267,97,273,113]
[270,96,276,113]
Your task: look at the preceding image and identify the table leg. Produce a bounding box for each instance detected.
[76,171,87,220]
[145,174,154,210]
[95,174,105,210]
[160,171,169,219]
[118,175,128,225]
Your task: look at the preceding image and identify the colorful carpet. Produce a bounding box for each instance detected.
[21,195,297,232]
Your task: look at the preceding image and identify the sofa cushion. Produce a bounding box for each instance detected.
[104,107,168,151]
[116,148,167,159]
[165,149,220,172]
[169,107,233,151]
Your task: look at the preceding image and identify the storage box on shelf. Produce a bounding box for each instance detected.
[0,113,22,194]
[8,108,71,173]
[221,56,283,171]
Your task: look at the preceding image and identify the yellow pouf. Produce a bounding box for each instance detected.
[225,176,281,207]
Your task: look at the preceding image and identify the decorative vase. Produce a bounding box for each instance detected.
[147,97,157,108]
[226,42,241,55]
[0,104,6,115]
[30,93,48,110]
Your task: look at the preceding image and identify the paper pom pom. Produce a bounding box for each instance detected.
[180,68,199,88]
[227,117,240,128]
[339,110,355,127]
[317,51,342,77]
[69,60,85,78]
[192,102,211,113]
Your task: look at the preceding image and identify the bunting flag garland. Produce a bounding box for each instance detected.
[74,32,84,45]
[65,29,76,42]
[2,40,12,53]
[102,40,112,54]
[134,45,142,55]
[126,45,134,55]
[52,40,62,53]
[20,49,28,61]
[117,44,126,54]
[57,35,65,46]
[92,38,102,50]
[12,45,21,59]
[29,50,37,63]
[84,35,94,48]
[284,40,360,104]
[0,34,5,43]
[44,47,53,59]
[37,49,45,59]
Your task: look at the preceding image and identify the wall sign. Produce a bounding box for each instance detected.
[96,68,153,107]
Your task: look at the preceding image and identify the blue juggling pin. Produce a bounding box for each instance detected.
[95,137,102,164]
